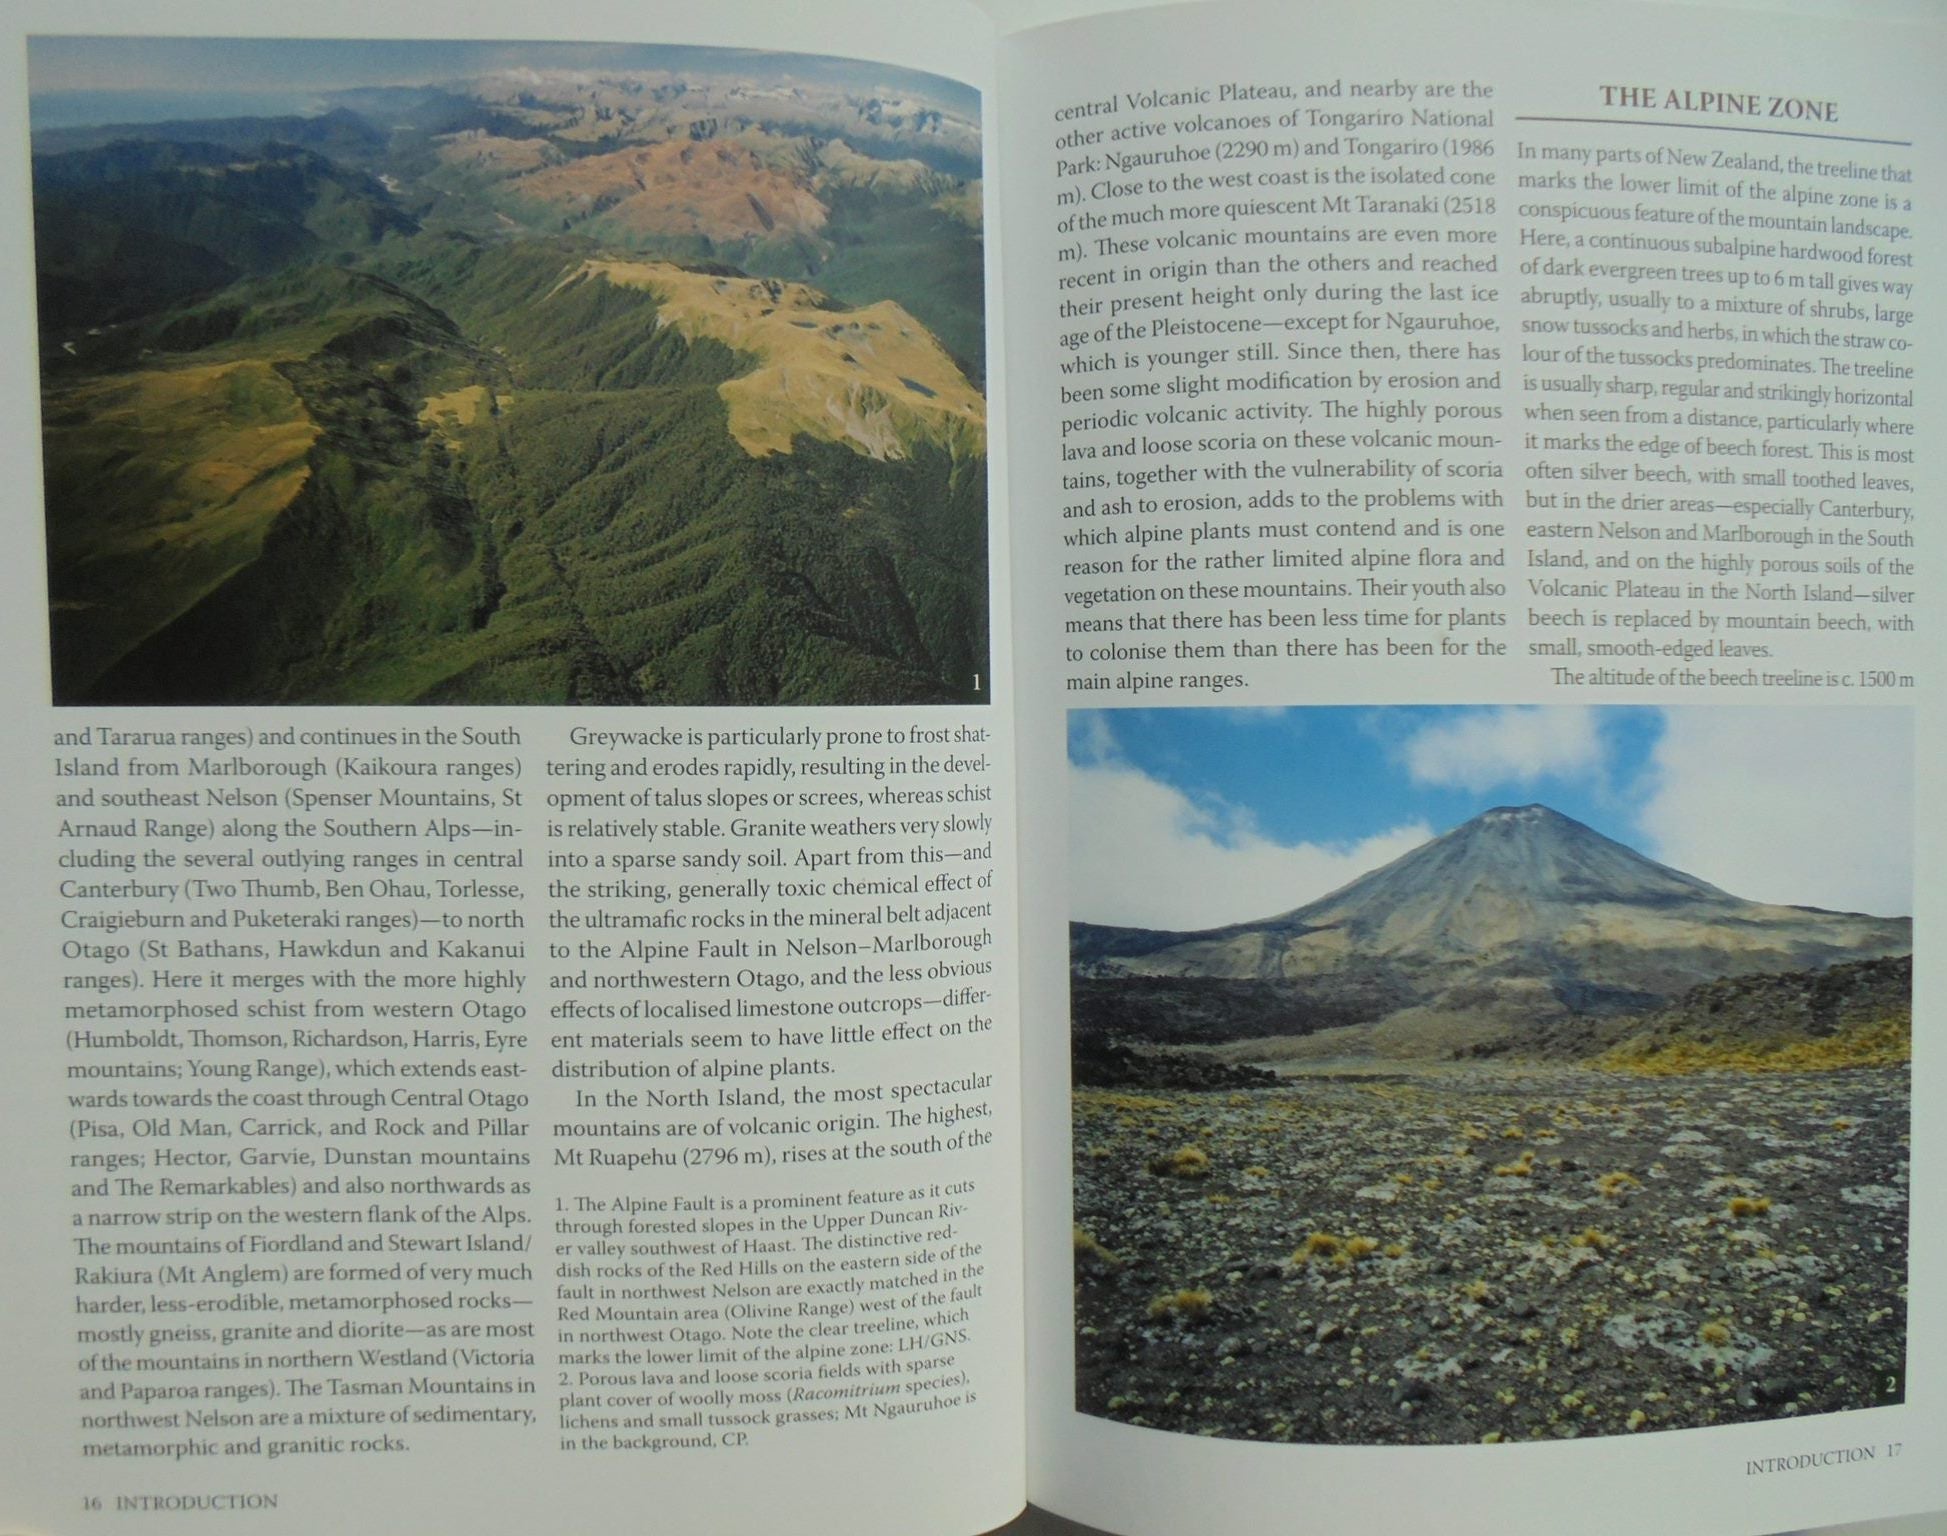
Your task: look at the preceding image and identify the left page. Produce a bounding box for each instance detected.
[0,3,1023,1534]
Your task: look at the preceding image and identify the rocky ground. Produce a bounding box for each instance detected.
[1072,1059,1908,1444]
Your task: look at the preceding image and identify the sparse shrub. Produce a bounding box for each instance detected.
[1147,1287,1212,1321]
[1727,1195,1772,1218]
[1147,1145,1212,1179]
[1293,1232,1382,1270]
[1493,1151,1535,1178]
[1596,1171,1640,1198]
[1699,1320,1733,1347]
[1073,1226,1121,1269]
[1570,1227,1614,1250]
[1243,1165,1271,1179]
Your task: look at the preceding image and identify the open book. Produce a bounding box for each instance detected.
[3,0,1942,1532]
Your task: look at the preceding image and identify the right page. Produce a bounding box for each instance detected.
[999,1,1946,1532]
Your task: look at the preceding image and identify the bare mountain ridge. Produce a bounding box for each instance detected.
[1073,804,1910,1056]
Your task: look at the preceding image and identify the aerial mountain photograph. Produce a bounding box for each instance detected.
[1069,704,1911,1443]
[30,38,987,705]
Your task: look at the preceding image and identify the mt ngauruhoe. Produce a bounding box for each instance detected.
[1072,805,1910,1057]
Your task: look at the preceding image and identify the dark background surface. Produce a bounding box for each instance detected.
[992,1508,1947,1536]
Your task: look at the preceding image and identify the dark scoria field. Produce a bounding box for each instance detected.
[1072,1061,1908,1443]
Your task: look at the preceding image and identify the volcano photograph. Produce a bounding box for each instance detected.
[31,38,986,706]
[1069,704,1911,1444]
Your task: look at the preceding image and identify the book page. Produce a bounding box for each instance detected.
[0,2,1024,1533]
[998,1,1945,1531]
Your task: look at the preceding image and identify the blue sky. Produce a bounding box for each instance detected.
[28,38,978,129]
[1069,705,1912,929]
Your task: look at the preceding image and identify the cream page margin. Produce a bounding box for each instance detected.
[999,2,1947,1533]
[0,2,1025,1534]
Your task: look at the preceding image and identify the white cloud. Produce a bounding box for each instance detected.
[1068,711,1118,765]
[1069,758,1431,930]
[1637,707,1912,914]
[1399,705,1604,793]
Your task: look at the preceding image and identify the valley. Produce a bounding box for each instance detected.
[32,43,987,706]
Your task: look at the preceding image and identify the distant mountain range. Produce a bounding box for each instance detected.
[1072,804,1911,1058]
